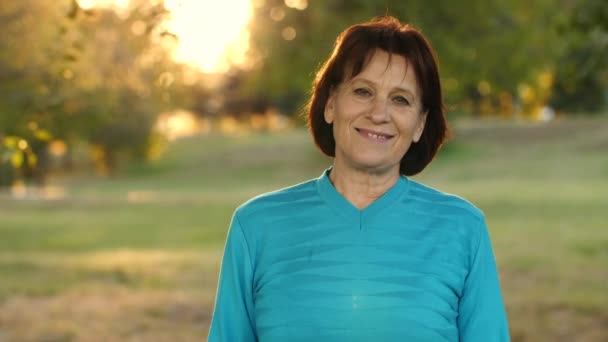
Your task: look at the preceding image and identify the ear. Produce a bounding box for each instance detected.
[324,90,336,124]
[412,110,428,143]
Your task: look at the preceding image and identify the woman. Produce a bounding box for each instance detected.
[209,16,509,341]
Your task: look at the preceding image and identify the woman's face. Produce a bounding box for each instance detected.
[324,49,427,175]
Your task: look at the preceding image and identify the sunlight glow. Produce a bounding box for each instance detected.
[77,0,253,73]
[163,0,252,73]
[78,0,130,10]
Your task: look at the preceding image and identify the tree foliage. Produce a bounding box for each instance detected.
[0,0,185,185]
[240,0,603,117]
[1,0,606,187]
[550,0,608,113]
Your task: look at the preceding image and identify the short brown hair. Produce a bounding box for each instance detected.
[307,16,447,176]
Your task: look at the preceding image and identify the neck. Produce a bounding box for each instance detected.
[329,161,400,210]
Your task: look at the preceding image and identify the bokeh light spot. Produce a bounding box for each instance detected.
[284,0,307,10]
[282,26,296,41]
[270,7,286,21]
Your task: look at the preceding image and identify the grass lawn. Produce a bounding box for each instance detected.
[1,116,607,341]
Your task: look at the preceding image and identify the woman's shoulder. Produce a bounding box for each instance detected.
[406,178,484,221]
[234,177,319,219]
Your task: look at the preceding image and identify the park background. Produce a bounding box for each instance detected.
[1,0,607,341]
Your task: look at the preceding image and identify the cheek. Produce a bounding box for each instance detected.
[332,105,355,131]
[334,120,351,142]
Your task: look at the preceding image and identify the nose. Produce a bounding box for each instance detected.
[368,97,390,123]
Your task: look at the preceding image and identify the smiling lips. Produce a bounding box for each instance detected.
[355,128,395,143]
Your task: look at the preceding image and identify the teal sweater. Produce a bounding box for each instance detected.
[208,169,509,341]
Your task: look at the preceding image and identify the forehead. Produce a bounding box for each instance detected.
[348,49,418,91]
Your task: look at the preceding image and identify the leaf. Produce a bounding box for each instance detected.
[64,53,78,62]
[159,30,178,40]
[27,153,38,168]
[72,41,84,51]
[84,9,98,17]
[3,136,19,149]
[34,129,53,142]
[67,0,80,20]
[10,151,23,168]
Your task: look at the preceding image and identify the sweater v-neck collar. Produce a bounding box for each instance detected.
[316,167,409,223]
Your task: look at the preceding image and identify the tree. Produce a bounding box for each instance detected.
[0,0,67,186]
[550,0,608,113]
[0,0,185,186]
[62,1,177,174]
[237,0,571,118]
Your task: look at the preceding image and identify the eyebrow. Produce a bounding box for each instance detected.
[349,77,418,98]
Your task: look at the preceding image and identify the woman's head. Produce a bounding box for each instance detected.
[308,16,447,176]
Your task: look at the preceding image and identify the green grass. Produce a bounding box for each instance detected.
[1,116,607,341]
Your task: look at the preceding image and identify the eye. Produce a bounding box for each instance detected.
[353,87,372,97]
[393,95,411,106]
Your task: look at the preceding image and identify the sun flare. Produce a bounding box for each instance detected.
[77,0,253,73]
[163,0,252,73]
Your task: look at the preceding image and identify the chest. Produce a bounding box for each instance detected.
[251,217,469,341]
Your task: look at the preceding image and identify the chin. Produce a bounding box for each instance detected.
[352,160,399,173]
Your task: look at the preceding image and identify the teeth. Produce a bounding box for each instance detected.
[367,132,386,140]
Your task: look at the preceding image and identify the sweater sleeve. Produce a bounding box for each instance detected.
[458,216,510,341]
[208,213,258,342]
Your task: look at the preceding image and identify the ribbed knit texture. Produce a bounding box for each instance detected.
[208,169,509,341]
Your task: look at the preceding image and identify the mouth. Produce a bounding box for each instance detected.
[355,128,395,142]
